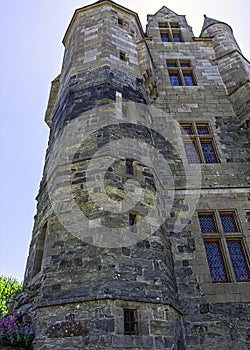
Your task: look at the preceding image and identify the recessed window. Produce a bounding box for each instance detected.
[125,159,133,175]
[198,211,250,283]
[159,22,182,42]
[120,51,126,61]
[129,213,137,232]
[167,60,196,86]
[124,309,138,335]
[180,122,219,164]
[118,17,124,26]
[32,223,47,278]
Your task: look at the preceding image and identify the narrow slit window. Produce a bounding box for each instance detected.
[125,160,133,175]
[120,51,126,61]
[129,213,137,232]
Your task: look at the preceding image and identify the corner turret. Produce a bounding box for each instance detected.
[200,14,250,122]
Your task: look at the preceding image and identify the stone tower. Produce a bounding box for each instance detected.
[17,1,250,349]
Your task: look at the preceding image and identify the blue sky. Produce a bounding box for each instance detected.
[0,0,249,282]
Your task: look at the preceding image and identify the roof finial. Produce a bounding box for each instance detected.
[204,14,207,18]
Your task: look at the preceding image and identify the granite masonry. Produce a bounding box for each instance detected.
[14,1,250,349]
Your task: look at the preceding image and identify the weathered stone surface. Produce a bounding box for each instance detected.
[18,1,250,349]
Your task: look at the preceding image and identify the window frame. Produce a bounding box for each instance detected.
[159,22,183,43]
[198,210,250,283]
[180,122,219,164]
[124,308,138,335]
[167,59,196,86]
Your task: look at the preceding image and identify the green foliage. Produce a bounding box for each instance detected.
[0,276,22,316]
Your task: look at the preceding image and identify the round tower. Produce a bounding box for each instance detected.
[200,15,241,58]
[20,1,185,349]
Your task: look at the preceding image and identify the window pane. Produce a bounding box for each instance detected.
[227,240,250,281]
[184,141,200,163]
[161,32,170,42]
[201,141,217,163]
[183,72,195,86]
[220,213,238,232]
[167,60,178,68]
[124,309,137,335]
[159,22,168,28]
[173,33,182,42]
[169,73,181,86]
[199,214,217,233]
[204,241,228,282]
[197,124,210,135]
[181,125,193,135]
[180,61,191,68]
[170,22,180,28]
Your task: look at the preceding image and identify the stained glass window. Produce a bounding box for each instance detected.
[199,214,216,233]
[184,141,200,164]
[227,241,250,281]
[204,241,228,282]
[181,125,193,135]
[201,141,218,163]
[180,123,218,164]
[197,124,210,135]
[220,213,238,233]
[200,210,250,283]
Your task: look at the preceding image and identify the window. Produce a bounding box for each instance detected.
[167,60,196,86]
[120,51,126,61]
[124,309,138,335]
[159,22,182,42]
[125,159,133,175]
[129,213,137,232]
[198,211,250,283]
[32,223,47,278]
[180,122,219,164]
[118,17,124,26]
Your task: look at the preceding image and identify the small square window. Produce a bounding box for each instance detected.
[170,22,180,29]
[120,51,126,61]
[118,18,124,26]
[124,309,138,335]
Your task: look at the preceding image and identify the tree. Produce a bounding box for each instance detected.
[0,276,22,316]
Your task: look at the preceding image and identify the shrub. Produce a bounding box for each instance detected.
[0,314,34,348]
[0,276,22,316]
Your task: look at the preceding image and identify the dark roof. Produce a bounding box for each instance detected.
[201,14,220,32]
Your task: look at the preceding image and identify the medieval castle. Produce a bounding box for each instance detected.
[16,1,250,349]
